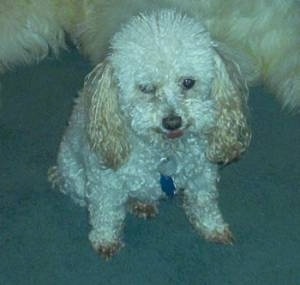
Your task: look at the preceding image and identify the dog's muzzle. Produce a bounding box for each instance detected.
[162,115,184,139]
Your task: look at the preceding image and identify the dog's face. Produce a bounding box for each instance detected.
[110,11,217,143]
[85,10,250,168]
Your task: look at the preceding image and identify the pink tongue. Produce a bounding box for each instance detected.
[167,130,184,139]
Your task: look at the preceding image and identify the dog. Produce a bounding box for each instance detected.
[1,1,299,259]
[49,9,252,259]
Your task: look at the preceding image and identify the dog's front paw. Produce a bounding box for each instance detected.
[95,241,124,260]
[89,229,124,260]
[205,227,235,245]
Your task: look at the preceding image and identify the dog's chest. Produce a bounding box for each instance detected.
[123,139,209,197]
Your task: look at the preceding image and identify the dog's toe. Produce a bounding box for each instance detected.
[206,227,235,245]
[97,242,124,260]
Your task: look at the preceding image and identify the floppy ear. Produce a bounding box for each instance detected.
[83,61,130,170]
[206,48,251,164]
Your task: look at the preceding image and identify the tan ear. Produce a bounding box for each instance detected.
[206,49,251,164]
[83,61,130,170]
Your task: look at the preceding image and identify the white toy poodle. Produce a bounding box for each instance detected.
[49,10,251,259]
[1,0,299,259]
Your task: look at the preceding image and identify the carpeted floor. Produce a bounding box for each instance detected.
[0,50,299,285]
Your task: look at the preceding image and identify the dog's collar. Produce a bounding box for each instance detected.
[158,157,177,198]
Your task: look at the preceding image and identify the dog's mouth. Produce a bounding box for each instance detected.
[165,129,184,139]
[153,122,192,140]
[150,115,193,140]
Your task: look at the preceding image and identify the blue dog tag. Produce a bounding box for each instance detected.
[160,174,176,198]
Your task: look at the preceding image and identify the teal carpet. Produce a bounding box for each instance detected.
[1,50,299,285]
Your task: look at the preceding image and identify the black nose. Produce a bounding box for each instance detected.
[162,115,182,131]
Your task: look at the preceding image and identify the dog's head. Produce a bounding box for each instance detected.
[84,10,251,169]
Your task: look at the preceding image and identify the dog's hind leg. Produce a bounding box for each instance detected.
[127,199,159,219]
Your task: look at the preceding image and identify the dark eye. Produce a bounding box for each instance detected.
[138,84,156,94]
[182,78,195,90]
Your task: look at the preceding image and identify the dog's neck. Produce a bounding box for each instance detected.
[130,130,208,165]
